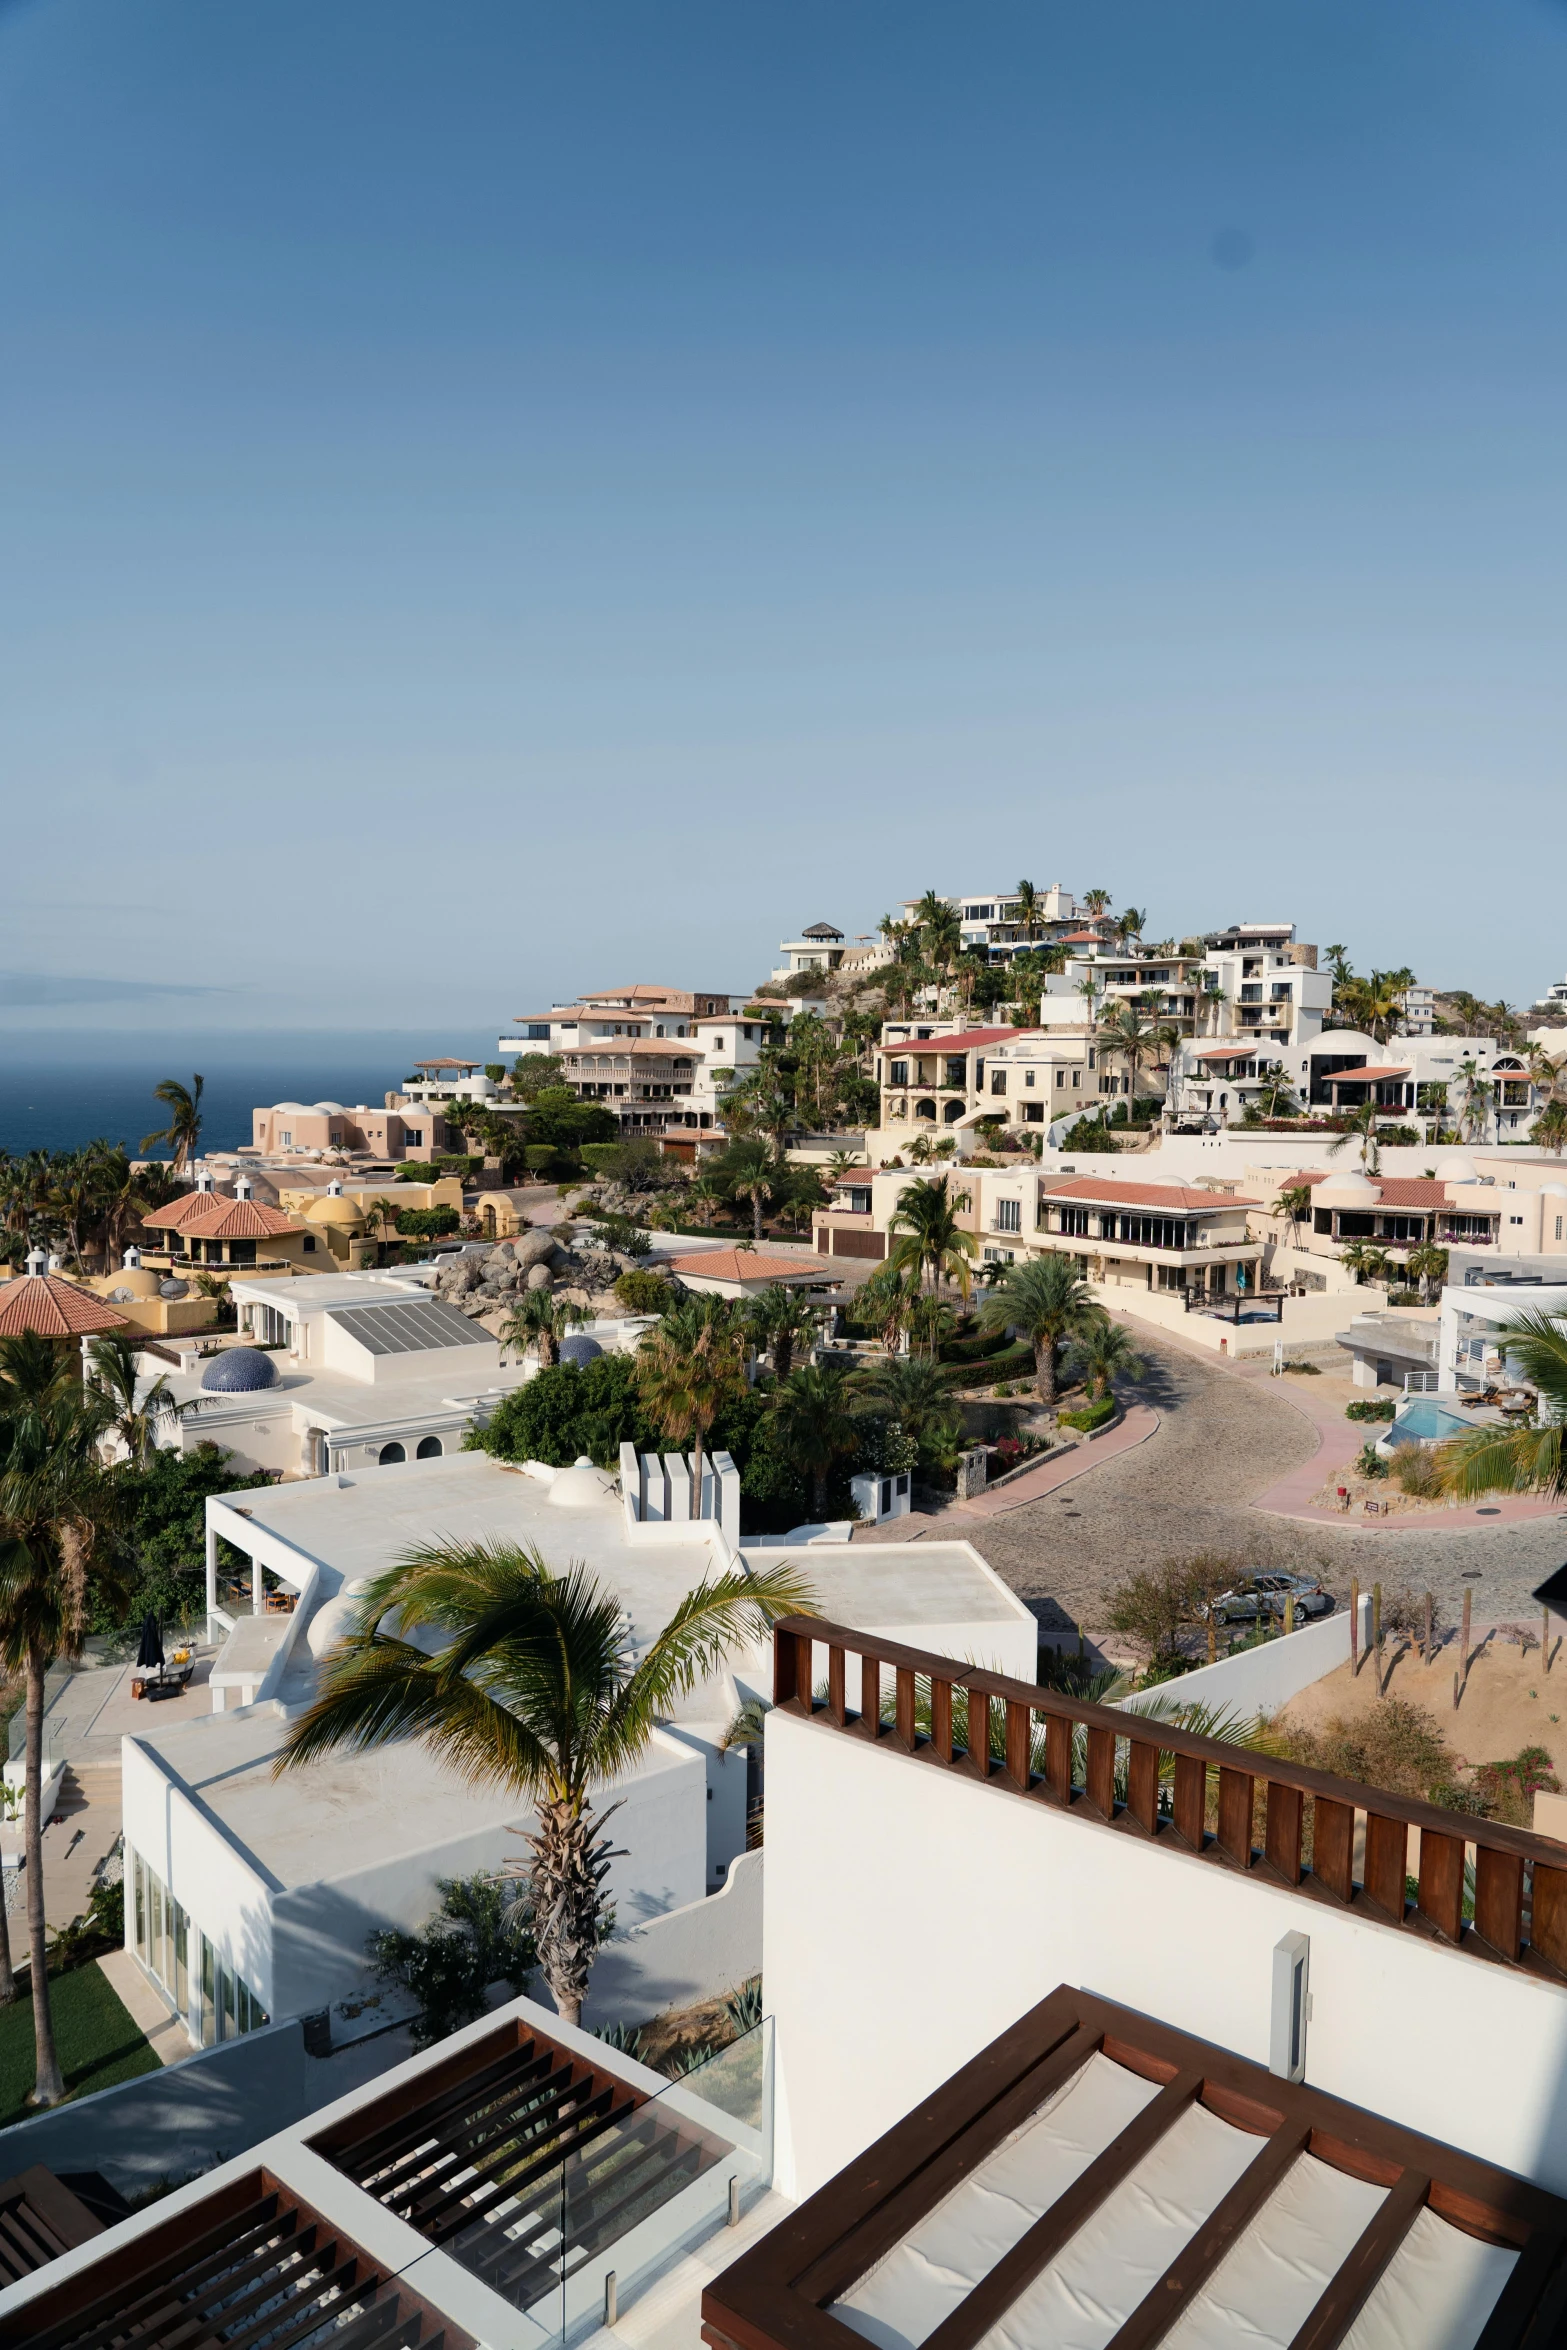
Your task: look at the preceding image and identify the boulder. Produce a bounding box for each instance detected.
[513,1229,559,1270]
[525,1263,553,1291]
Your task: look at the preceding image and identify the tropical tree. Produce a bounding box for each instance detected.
[1271,1184,1312,1250]
[746,1284,819,1379]
[0,1334,130,2100]
[1069,1315,1146,1400]
[140,1075,205,1174]
[277,1540,815,2022]
[1252,1069,1301,1121]
[1096,1003,1162,1106]
[1437,1312,1567,1501]
[1115,907,1147,948]
[366,1196,402,1258]
[825,1149,864,1182]
[906,1293,959,1357]
[1340,1241,1390,1287]
[1324,944,1353,990]
[976,1255,1098,1405]
[1014,880,1042,944]
[850,1353,961,1458]
[88,1332,186,1465]
[856,1263,921,1353]
[886,1174,977,1301]
[1405,1242,1450,1304]
[1452,1057,1495,1144]
[636,1299,749,1515]
[718,1140,778,1242]
[1328,1100,1384,1173]
[1534,1101,1567,1157]
[500,1292,584,1370]
[1081,888,1112,920]
[771,1365,859,1517]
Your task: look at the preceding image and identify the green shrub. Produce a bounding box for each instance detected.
[396,1163,445,1183]
[579,1144,621,1174]
[395,1206,460,1239]
[937,1343,1033,1389]
[1345,1399,1397,1423]
[1393,1444,1444,1498]
[94,1442,272,1636]
[1058,1395,1116,1433]
[368,1874,536,2050]
[1058,1116,1120,1154]
[1356,1441,1390,1479]
[614,1268,671,1314]
[525,1143,581,1177]
[525,1087,617,1148]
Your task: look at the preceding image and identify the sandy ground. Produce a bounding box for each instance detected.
[1273,1627,1567,1780]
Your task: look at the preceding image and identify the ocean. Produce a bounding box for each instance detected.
[0,1030,504,1159]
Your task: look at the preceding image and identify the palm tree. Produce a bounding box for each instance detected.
[1115,907,1147,948]
[1328,1100,1383,1173]
[1534,1100,1567,1156]
[366,1196,401,1261]
[88,1332,186,1464]
[976,1255,1098,1406]
[1271,1184,1312,1250]
[721,1140,777,1242]
[1452,1057,1495,1144]
[636,1300,749,1517]
[1082,888,1112,920]
[1405,1242,1449,1305]
[856,1263,920,1353]
[906,1293,958,1357]
[746,1284,819,1379]
[1437,1312,1567,1501]
[277,1541,815,2022]
[1253,1069,1301,1120]
[1096,1003,1161,1107]
[850,1353,961,1457]
[500,1291,583,1369]
[1324,944,1352,990]
[771,1365,859,1517]
[0,1334,129,2099]
[1340,1240,1390,1287]
[1014,880,1042,944]
[1069,1315,1146,1400]
[825,1149,863,1183]
[886,1174,977,1302]
[140,1075,205,1175]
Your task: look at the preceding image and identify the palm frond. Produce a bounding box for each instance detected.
[603,1563,816,1776]
[276,1633,559,1795]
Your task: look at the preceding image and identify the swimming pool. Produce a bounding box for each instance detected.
[1389,1398,1471,1444]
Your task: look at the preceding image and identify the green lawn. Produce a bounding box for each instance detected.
[0,1963,160,2127]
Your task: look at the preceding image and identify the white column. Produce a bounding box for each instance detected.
[204,1519,218,1640]
[251,1550,263,1617]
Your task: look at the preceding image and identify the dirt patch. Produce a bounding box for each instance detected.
[622,1985,756,2074]
[1272,1626,1567,1791]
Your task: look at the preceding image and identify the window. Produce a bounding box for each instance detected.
[943,1057,966,1089]
[279,1130,292,1147]
[405,1130,422,1147]
[1058,1205,1091,1237]
[990,1069,1007,1095]
[416,1435,443,1458]
[1055,1069,1064,1086]
[1558,1217,1564,1242]
[1025,1070,1036,1088]
[379,1441,406,1464]
[301,1235,317,1253]
[1024,1102,1044,1122]
[889,1059,908,1087]
[996,1198,1021,1232]
[1072,1071,1081,1088]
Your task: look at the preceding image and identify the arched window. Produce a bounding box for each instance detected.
[943,1099,965,1124]
[416,1435,442,1459]
[378,1441,406,1465]
[915,1099,938,1122]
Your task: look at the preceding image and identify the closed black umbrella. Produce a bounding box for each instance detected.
[136,1614,164,1672]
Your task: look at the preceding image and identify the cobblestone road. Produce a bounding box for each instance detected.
[954,1333,1567,1640]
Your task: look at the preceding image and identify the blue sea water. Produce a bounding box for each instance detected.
[0,1030,500,1158]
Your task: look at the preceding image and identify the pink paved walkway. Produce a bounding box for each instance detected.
[951,1404,1161,1520]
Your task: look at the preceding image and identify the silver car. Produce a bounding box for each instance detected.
[1209,1572,1334,1626]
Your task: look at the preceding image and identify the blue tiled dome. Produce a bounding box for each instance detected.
[201,1347,280,1393]
[559,1333,604,1369]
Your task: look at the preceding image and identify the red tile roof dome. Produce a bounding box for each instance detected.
[0,1274,131,1339]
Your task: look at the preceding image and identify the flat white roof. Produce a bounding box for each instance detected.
[213,1453,1030,1656]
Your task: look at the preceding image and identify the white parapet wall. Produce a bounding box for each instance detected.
[762,1701,1567,2205]
[580,1848,763,2028]
[1116,1595,1371,1725]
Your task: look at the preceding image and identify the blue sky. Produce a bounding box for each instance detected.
[3,0,1566,1031]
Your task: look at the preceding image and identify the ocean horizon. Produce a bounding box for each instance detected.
[0,1028,505,1158]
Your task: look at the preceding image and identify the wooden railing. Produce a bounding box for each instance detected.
[772,1617,1567,1979]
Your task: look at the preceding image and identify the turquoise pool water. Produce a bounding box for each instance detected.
[1390,1399,1470,1443]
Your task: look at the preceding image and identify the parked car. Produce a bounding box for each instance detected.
[1206,1572,1334,1627]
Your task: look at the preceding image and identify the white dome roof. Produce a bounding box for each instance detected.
[1315,1171,1380,1208]
[312,1100,346,1115]
[547,1456,616,1510]
[273,1101,309,1115]
[1539,1182,1567,1199]
[1436,1154,1477,1180]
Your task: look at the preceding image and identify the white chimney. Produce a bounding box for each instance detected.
[196,1168,215,1193]
[25,1247,46,1277]
[234,1174,254,1201]
[327,1179,344,1197]
[123,1246,142,1269]
[47,1253,63,1274]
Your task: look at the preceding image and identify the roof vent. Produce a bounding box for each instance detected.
[234,1174,254,1201]
[46,1253,63,1273]
[123,1246,141,1269]
[327,1179,344,1196]
[195,1168,216,1193]
[25,1248,46,1277]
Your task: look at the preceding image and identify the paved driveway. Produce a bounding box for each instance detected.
[957,1329,1567,1640]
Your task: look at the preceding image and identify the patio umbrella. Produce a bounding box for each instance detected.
[136,1614,164,1671]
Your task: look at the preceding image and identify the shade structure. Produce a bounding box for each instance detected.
[0,1274,130,1340]
[135,1615,164,1672]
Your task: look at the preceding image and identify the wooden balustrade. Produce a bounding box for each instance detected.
[772,1617,1567,1979]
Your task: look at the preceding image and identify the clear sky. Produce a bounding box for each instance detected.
[3,0,1565,1034]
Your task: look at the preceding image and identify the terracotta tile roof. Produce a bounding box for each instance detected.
[1190,1045,1267,1061]
[1043,1177,1261,1211]
[145,1197,303,1241]
[1322,1064,1412,1084]
[0,1274,131,1339]
[665,1248,833,1283]
[887,1028,1017,1055]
